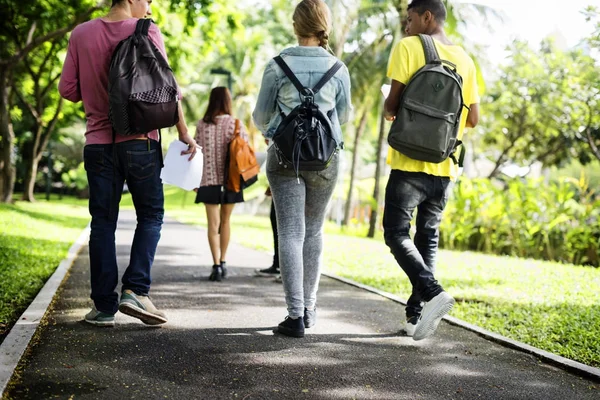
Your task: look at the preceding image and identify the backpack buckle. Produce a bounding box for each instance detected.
[299,88,315,104]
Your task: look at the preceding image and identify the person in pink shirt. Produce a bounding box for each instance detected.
[59,0,197,327]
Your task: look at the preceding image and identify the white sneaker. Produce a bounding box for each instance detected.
[404,317,418,337]
[413,291,454,341]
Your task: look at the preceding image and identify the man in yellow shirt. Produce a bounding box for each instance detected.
[383,0,480,341]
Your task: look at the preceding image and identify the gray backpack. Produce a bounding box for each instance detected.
[388,34,466,164]
[108,19,179,136]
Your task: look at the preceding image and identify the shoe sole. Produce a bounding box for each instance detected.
[404,324,416,337]
[84,319,115,327]
[275,326,305,338]
[413,297,454,341]
[255,272,279,277]
[118,302,167,326]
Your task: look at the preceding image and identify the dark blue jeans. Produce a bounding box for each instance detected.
[84,139,164,315]
[383,170,451,319]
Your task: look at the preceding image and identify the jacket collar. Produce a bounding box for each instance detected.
[279,46,332,57]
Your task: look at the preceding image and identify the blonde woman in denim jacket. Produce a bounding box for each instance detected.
[252,0,352,338]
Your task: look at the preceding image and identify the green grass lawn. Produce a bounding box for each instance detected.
[0,197,90,340]
[166,188,600,368]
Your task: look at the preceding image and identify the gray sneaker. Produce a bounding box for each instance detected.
[84,307,115,327]
[413,291,454,341]
[118,290,168,326]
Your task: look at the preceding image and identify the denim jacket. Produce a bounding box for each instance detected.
[252,46,353,147]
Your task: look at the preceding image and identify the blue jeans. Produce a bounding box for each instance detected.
[383,170,451,319]
[84,139,164,315]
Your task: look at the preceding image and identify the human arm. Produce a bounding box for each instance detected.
[252,60,279,136]
[383,79,406,121]
[464,63,480,128]
[335,64,353,125]
[176,105,197,160]
[58,37,81,103]
[383,40,410,122]
[466,103,479,128]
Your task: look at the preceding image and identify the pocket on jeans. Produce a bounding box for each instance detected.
[83,146,105,173]
[127,149,157,180]
[316,153,339,181]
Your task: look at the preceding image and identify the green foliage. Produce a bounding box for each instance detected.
[480,39,600,174]
[61,162,87,191]
[0,199,89,338]
[441,177,600,267]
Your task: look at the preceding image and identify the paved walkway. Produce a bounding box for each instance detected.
[4,211,599,399]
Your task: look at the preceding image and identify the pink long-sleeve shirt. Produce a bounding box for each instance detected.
[59,18,171,145]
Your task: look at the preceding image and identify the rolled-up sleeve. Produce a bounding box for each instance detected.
[335,64,352,126]
[58,37,81,103]
[252,60,279,136]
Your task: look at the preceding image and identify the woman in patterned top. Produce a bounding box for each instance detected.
[194,87,249,281]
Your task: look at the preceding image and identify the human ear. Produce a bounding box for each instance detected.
[424,10,433,24]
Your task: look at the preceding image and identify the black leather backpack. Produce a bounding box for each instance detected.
[272,56,343,177]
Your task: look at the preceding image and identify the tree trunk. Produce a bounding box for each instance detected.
[342,107,369,226]
[0,67,15,203]
[22,156,39,202]
[20,97,62,202]
[368,104,387,238]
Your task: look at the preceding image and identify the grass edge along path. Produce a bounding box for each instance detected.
[0,199,90,343]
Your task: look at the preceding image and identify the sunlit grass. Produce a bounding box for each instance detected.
[0,198,90,339]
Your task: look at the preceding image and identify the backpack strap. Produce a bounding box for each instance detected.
[418,34,440,64]
[234,118,240,136]
[274,56,343,96]
[312,61,343,94]
[135,18,152,36]
[273,56,305,94]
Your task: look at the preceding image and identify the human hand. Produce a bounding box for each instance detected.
[179,132,198,161]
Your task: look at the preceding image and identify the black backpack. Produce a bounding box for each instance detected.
[108,19,179,136]
[388,34,466,165]
[272,56,343,176]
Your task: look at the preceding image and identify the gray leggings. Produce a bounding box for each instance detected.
[266,147,339,318]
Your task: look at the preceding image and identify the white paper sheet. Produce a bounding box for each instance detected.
[160,140,203,191]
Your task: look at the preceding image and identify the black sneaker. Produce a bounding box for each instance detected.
[209,264,223,282]
[220,261,228,279]
[304,308,317,328]
[274,316,305,338]
[255,265,280,277]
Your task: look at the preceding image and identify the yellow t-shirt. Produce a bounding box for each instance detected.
[386,36,480,180]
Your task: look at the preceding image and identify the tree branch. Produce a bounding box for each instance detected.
[12,85,40,122]
[25,22,37,46]
[583,102,600,161]
[36,98,63,160]
[38,39,59,80]
[1,6,102,67]
[41,73,61,101]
